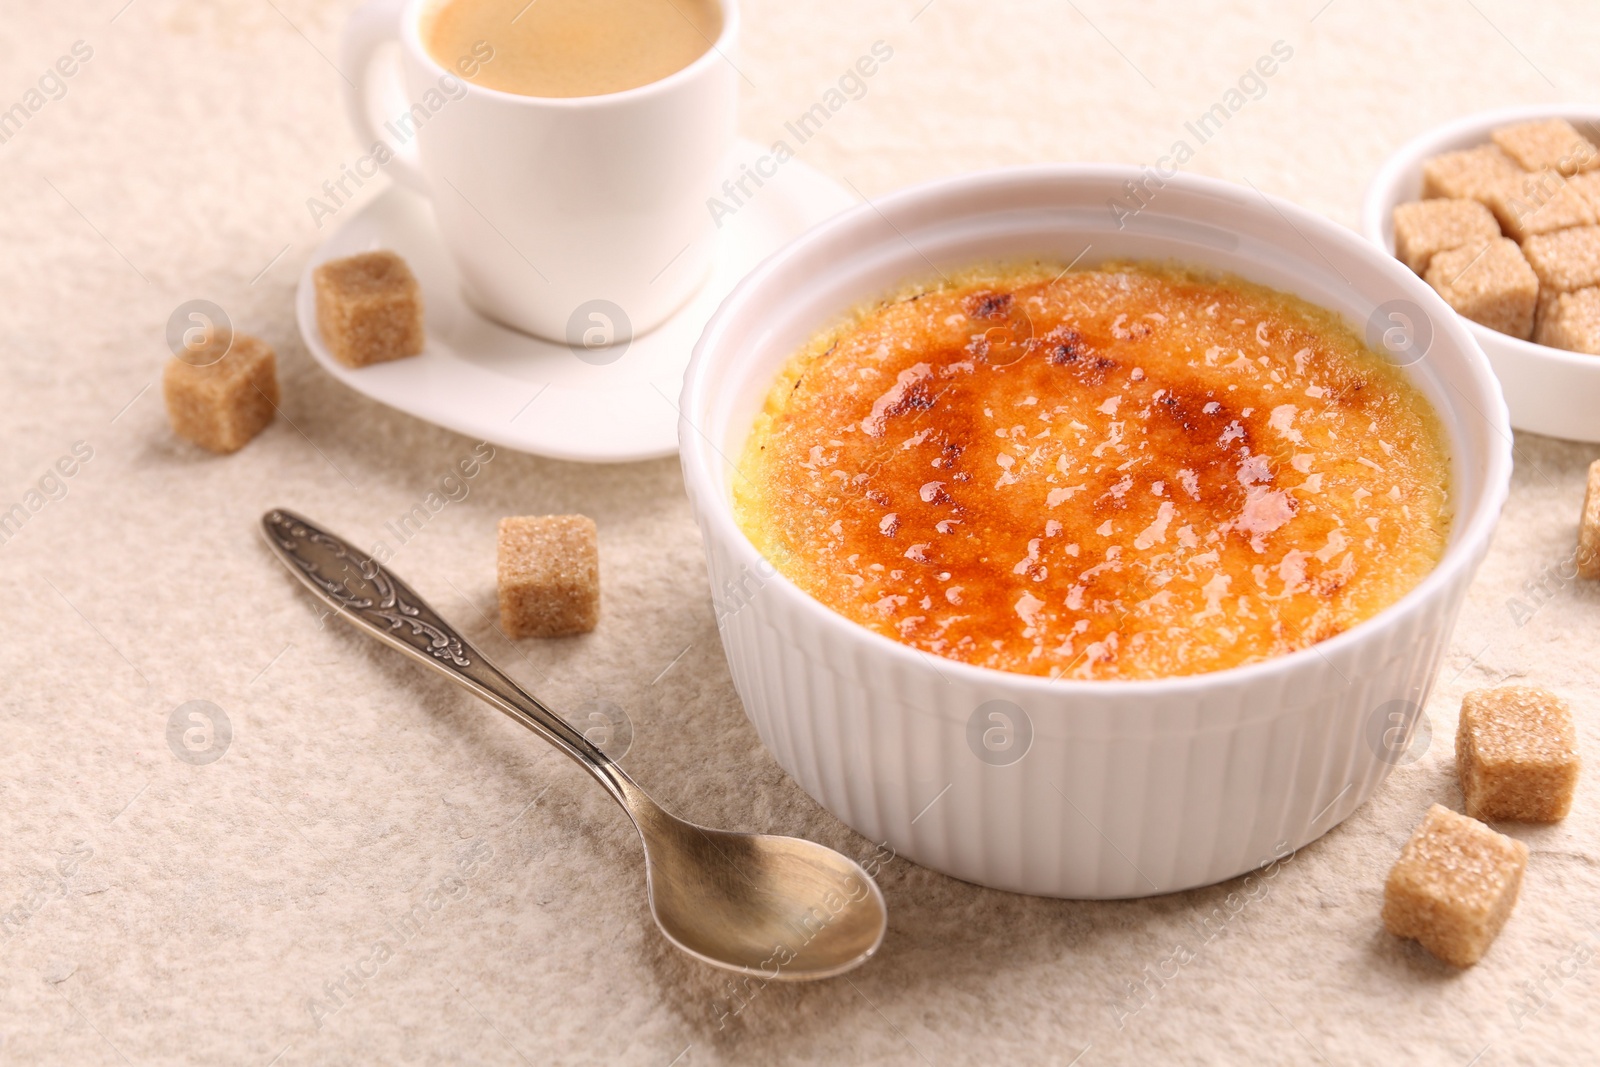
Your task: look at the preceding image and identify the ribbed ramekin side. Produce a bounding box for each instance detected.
[690,415,1494,899]
[703,521,1482,897]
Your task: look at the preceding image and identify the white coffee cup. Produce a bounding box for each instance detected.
[340,0,739,345]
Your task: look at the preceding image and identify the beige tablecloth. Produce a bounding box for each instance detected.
[4,1,1598,1063]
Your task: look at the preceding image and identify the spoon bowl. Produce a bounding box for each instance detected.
[633,797,886,979]
[262,508,887,980]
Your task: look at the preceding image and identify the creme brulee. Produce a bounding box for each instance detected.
[733,263,1452,681]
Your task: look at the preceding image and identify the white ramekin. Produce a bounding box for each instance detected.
[680,166,1512,899]
[1363,104,1600,442]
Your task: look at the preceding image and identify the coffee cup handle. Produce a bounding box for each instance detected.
[339,0,430,195]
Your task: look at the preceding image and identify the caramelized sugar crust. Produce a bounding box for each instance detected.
[734,263,1452,681]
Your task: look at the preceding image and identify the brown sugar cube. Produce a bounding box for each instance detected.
[1382,804,1528,968]
[1491,118,1600,176]
[1534,287,1600,354]
[1425,238,1540,339]
[162,334,278,454]
[1533,287,1561,341]
[1392,199,1502,274]
[313,251,425,368]
[1421,144,1526,201]
[1566,171,1600,216]
[1581,460,1600,579]
[1457,687,1581,822]
[497,515,599,638]
[1485,171,1597,240]
[1522,225,1600,292]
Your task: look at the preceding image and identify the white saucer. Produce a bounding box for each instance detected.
[295,140,853,463]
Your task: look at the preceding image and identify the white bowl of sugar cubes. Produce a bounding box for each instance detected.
[1364,105,1600,442]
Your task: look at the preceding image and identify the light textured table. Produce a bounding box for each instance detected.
[3,1,1598,1063]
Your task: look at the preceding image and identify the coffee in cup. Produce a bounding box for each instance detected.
[424,0,723,99]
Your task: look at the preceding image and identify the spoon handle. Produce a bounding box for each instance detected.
[260,508,630,807]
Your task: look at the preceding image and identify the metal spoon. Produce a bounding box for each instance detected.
[261,509,886,980]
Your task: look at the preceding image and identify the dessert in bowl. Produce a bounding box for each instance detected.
[681,167,1511,898]
[734,261,1451,682]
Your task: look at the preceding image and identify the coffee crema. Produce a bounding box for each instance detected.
[734,263,1453,682]
[423,0,721,99]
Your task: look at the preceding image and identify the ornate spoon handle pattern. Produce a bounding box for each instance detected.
[261,508,617,793]
[264,509,470,666]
